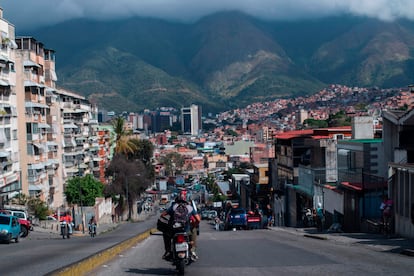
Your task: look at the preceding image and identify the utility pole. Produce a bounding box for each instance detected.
[78,157,84,233]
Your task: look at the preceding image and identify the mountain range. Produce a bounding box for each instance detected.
[25,12,414,114]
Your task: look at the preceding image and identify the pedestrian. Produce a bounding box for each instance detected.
[264,204,273,228]
[380,195,393,235]
[214,217,220,231]
[316,203,324,232]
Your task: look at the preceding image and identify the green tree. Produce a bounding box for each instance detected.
[129,138,154,166]
[225,128,238,137]
[27,198,49,219]
[112,116,137,156]
[105,154,153,220]
[303,118,328,128]
[160,152,185,176]
[65,174,104,206]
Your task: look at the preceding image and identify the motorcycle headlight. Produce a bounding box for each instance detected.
[0,229,8,234]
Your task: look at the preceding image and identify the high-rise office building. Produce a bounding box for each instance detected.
[181,104,202,136]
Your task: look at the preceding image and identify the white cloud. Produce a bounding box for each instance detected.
[1,0,413,30]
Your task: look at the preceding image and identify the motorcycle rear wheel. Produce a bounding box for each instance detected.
[176,259,185,275]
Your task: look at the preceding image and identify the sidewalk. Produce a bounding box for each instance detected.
[32,205,156,238]
[270,226,414,257]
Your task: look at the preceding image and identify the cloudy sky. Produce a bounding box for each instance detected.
[1,0,413,31]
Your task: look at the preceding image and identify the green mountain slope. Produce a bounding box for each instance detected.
[28,13,414,113]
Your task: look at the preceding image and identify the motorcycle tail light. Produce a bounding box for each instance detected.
[176,234,186,243]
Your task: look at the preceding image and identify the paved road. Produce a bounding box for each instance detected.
[4,209,414,276]
[0,213,158,276]
[90,220,414,276]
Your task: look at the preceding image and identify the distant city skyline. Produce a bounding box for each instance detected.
[1,0,413,31]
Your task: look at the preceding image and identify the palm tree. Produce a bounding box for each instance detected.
[112,116,137,156]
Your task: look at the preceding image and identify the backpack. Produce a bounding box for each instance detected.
[173,202,189,227]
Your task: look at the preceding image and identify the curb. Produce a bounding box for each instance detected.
[401,249,414,257]
[303,234,328,240]
[48,227,157,276]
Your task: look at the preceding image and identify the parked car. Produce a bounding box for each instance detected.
[45,215,57,221]
[201,210,217,220]
[246,210,262,229]
[0,214,20,243]
[224,207,247,230]
[0,210,32,237]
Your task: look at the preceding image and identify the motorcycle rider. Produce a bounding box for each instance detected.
[60,211,73,234]
[88,216,97,234]
[160,190,200,261]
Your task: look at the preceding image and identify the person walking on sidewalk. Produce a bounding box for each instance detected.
[264,204,274,228]
[380,195,393,235]
[316,203,325,232]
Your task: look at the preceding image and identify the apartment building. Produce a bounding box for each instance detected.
[8,31,106,208]
[0,9,20,204]
[14,36,64,206]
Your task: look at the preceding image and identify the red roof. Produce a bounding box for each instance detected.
[276,129,314,139]
[341,182,362,191]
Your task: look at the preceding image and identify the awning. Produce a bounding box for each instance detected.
[46,141,58,147]
[0,79,9,86]
[49,159,59,164]
[65,167,79,173]
[24,80,45,88]
[338,149,350,156]
[63,151,83,156]
[23,60,40,68]
[43,160,54,167]
[286,183,313,197]
[45,88,57,95]
[25,101,49,109]
[28,163,44,170]
[0,151,9,157]
[32,143,46,151]
[38,123,51,129]
[63,123,78,129]
[62,108,87,114]
[5,173,18,184]
[29,184,42,191]
[78,163,89,169]
[0,55,9,63]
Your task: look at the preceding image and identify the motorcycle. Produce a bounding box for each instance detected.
[88,223,97,237]
[171,226,191,275]
[301,208,314,227]
[60,221,71,239]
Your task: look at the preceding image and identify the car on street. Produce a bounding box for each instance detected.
[46,215,57,221]
[246,210,262,229]
[0,214,20,243]
[201,210,218,220]
[0,209,32,237]
[224,207,247,230]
